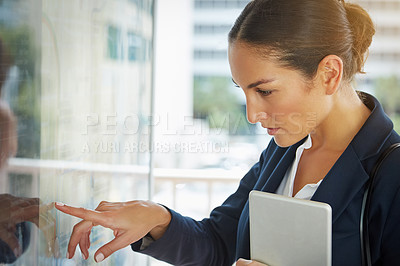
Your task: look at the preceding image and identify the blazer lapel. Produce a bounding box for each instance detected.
[311,145,369,223]
[255,144,300,193]
[311,92,393,223]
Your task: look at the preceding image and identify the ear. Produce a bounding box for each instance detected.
[315,55,343,95]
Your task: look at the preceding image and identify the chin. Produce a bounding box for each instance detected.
[273,134,308,148]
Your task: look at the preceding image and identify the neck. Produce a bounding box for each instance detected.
[310,87,371,152]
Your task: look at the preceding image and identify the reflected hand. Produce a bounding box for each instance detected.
[0,194,57,258]
[0,100,17,168]
[55,200,171,262]
[236,258,269,266]
[0,194,39,257]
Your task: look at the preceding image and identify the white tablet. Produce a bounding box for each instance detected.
[249,190,332,266]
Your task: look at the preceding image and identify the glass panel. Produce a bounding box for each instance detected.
[0,0,153,265]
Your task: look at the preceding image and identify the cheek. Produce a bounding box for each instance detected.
[271,99,319,133]
[271,100,307,122]
[283,98,326,132]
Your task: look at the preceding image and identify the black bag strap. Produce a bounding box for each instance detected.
[360,143,400,266]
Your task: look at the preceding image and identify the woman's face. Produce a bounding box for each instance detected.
[228,42,330,147]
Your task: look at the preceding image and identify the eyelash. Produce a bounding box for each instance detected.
[256,89,272,96]
[232,81,273,97]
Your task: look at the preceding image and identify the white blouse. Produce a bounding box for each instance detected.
[275,135,322,200]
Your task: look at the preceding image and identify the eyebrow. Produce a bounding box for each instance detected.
[231,78,276,89]
[247,79,276,89]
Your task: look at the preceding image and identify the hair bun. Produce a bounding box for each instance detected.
[344,2,375,74]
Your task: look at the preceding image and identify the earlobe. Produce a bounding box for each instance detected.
[318,55,343,95]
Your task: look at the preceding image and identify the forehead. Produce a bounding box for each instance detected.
[228,42,274,65]
[228,41,310,87]
[228,42,284,82]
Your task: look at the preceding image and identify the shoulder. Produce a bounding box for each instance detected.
[374,137,400,186]
[368,130,400,210]
[376,130,400,178]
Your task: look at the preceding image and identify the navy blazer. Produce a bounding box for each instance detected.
[132,93,400,266]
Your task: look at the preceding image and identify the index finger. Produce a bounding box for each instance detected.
[55,203,110,227]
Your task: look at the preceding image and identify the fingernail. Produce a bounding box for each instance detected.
[81,252,86,260]
[66,252,69,259]
[95,253,104,262]
[56,202,65,207]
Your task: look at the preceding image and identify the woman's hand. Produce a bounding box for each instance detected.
[55,200,171,262]
[236,258,269,266]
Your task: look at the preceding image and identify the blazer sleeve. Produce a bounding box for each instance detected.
[130,149,266,266]
[379,186,400,264]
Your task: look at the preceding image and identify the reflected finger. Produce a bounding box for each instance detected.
[40,202,54,213]
[39,212,57,257]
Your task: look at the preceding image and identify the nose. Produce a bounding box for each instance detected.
[245,98,256,124]
[245,97,267,124]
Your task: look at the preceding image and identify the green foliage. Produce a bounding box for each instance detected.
[0,26,36,76]
[374,75,400,132]
[392,113,400,134]
[374,75,400,116]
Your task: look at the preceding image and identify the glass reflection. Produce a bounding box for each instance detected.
[1,0,153,265]
[1,0,42,263]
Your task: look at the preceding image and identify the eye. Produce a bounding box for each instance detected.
[256,89,272,96]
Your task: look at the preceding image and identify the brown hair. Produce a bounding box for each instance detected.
[228,0,375,82]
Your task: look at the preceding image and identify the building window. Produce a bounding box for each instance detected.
[107,25,123,60]
[194,49,227,59]
[359,0,400,10]
[376,25,400,36]
[369,52,400,61]
[194,24,232,34]
[128,32,142,61]
[194,0,249,9]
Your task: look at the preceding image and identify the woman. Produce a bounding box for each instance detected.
[56,0,400,265]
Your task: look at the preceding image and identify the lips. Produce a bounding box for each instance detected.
[267,128,280,135]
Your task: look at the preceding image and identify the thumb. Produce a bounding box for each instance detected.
[94,234,130,262]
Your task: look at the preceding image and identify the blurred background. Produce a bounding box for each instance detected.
[0,0,399,265]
